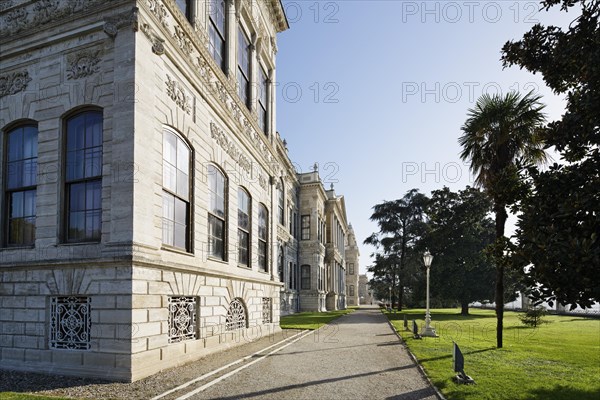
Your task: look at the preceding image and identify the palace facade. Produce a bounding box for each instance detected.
[0,0,357,382]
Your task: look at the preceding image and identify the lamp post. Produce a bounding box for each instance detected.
[421,250,438,337]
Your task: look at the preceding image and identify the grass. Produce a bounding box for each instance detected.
[280,308,354,330]
[385,308,600,400]
[0,394,70,400]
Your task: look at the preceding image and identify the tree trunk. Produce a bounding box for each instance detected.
[397,285,403,311]
[495,203,508,349]
[461,301,469,316]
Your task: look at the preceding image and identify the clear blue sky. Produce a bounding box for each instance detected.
[275,1,576,274]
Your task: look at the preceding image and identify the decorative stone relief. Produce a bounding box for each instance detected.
[210,122,252,174]
[3,7,28,33]
[173,25,193,55]
[0,1,14,12]
[32,0,60,25]
[66,50,101,80]
[0,70,32,98]
[166,75,192,114]
[147,0,169,28]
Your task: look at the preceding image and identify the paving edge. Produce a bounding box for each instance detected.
[383,312,446,400]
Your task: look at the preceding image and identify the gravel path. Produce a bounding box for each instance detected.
[1,306,440,400]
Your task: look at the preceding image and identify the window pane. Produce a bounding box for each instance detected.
[86,180,102,210]
[69,182,86,212]
[163,162,177,193]
[6,161,22,189]
[85,210,101,240]
[7,127,23,161]
[164,131,177,165]
[174,197,187,224]
[177,139,189,171]
[174,221,187,249]
[23,126,38,158]
[9,191,24,218]
[68,211,85,240]
[22,158,37,187]
[67,114,85,151]
[66,150,84,181]
[163,218,174,245]
[24,190,36,217]
[177,170,189,199]
[84,147,102,178]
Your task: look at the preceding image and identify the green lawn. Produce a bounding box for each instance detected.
[280,309,354,330]
[0,394,70,400]
[386,308,600,400]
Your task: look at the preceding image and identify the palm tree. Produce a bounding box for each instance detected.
[459,91,547,348]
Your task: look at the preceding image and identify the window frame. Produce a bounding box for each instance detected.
[175,0,193,22]
[208,0,227,72]
[3,122,38,247]
[301,265,311,290]
[257,203,268,272]
[237,26,252,108]
[258,66,269,134]
[277,180,284,226]
[208,164,228,261]
[301,215,310,240]
[237,187,251,268]
[63,109,103,243]
[162,127,193,252]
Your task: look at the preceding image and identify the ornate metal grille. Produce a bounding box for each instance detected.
[168,296,197,343]
[262,298,272,323]
[49,296,91,350]
[225,298,247,331]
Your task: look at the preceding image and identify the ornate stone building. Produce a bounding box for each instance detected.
[358,274,374,305]
[0,0,357,382]
[345,225,359,306]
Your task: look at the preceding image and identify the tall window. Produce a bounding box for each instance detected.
[258,204,268,272]
[301,265,311,290]
[176,0,192,21]
[208,0,226,71]
[162,129,191,251]
[349,263,354,275]
[278,181,284,226]
[208,164,227,260]
[237,28,251,108]
[258,67,268,134]
[238,187,250,267]
[65,111,102,242]
[278,246,284,281]
[5,124,37,246]
[301,215,310,240]
[349,285,355,296]
[288,261,293,289]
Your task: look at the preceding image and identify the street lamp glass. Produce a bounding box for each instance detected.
[423,251,433,268]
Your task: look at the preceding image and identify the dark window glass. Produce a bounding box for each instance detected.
[208,165,227,260]
[349,263,355,275]
[278,182,284,226]
[301,215,310,240]
[237,28,251,107]
[65,112,102,242]
[208,0,226,71]
[238,188,250,267]
[301,265,311,290]
[5,125,37,246]
[258,67,268,134]
[258,204,268,272]
[278,246,284,281]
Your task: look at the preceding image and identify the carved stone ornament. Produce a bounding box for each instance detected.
[166,75,191,114]
[210,122,252,174]
[0,70,32,98]
[147,0,169,28]
[152,39,166,55]
[66,50,101,80]
[0,1,14,12]
[103,7,139,38]
[173,25,194,55]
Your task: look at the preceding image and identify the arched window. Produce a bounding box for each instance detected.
[65,110,102,242]
[349,285,355,297]
[4,123,38,246]
[258,203,268,272]
[301,265,311,290]
[237,187,250,267]
[162,128,191,251]
[278,245,284,282]
[225,298,247,331]
[208,164,227,260]
[208,0,226,71]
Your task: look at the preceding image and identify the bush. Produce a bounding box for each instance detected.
[519,306,549,328]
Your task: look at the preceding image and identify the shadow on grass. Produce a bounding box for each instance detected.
[527,385,600,400]
[419,347,496,363]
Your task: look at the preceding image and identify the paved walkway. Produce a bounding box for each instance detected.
[182,306,440,400]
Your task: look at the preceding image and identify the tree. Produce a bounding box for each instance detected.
[502,0,600,309]
[458,91,548,348]
[364,189,428,310]
[422,187,497,315]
